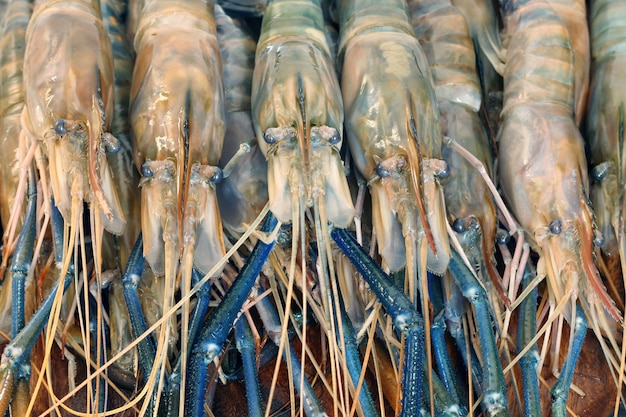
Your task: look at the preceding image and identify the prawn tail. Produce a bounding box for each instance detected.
[453,0,505,75]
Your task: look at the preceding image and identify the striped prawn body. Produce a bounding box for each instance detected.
[130,0,226,278]
[21,0,125,238]
[338,0,450,285]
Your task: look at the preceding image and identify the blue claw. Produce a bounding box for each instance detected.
[448,247,508,416]
[186,212,278,417]
[121,233,157,385]
[166,267,212,417]
[10,166,37,338]
[432,311,463,406]
[444,282,483,398]
[551,305,587,417]
[331,227,425,417]
[188,266,212,350]
[0,204,74,417]
[235,318,263,417]
[337,293,378,417]
[517,267,540,417]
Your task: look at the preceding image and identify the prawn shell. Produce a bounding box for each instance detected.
[410,0,482,112]
[585,56,625,257]
[0,0,30,230]
[215,5,269,234]
[131,5,225,168]
[22,0,126,235]
[23,1,114,132]
[547,0,589,126]
[501,1,575,113]
[130,0,226,275]
[341,29,449,274]
[252,0,353,227]
[439,101,497,275]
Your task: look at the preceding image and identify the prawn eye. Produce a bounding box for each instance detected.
[594,230,605,247]
[549,219,562,234]
[210,167,223,183]
[141,162,154,178]
[263,132,276,144]
[104,135,121,153]
[496,229,510,245]
[329,130,341,145]
[437,164,450,179]
[54,119,67,135]
[376,163,391,178]
[452,218,467,233]
[591,162,609,181]
[106,141,121,153]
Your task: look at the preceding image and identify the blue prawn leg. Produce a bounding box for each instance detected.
[330,227,425,416]
[234,318,263,417]
[187,266,212,352]
[517,267,540,416]
[121,233,157,385]
[551,305,587,417]
[0,203,73,415]
[444,284,483,399]
[10,165,36,338]
[448,247,508,416]
[166,267,210,417]
[337,293,378,417]
[431,312,463,407]
[185,212,278,417]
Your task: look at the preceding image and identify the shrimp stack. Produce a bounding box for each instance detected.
[0,0,626,416]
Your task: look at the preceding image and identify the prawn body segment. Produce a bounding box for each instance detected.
[251,0,354,227]
[215,4,268,235]
[0,0,31,236]
[410,0,482,112]
[499,0,620,320]
[21,0,125,235]
[546,0,590,126]
[586,0,626,274]
[339,6,450,274]
[130,0,226,276]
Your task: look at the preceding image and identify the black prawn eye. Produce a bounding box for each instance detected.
[593,230,605,247]
[496,229,510,245]
[549,219,562,234]
[263,132,276,144]
[437,164,450,179]
[452,218,466,233]
[141,162,154,178]
[106,140,121,153]
[591,162,611,181]
[210,167,223,183]
[329,131,341,145]
[54,119,67,135]
[376,163,391,178]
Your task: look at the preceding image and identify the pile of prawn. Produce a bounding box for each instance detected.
[0,0,624,415]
